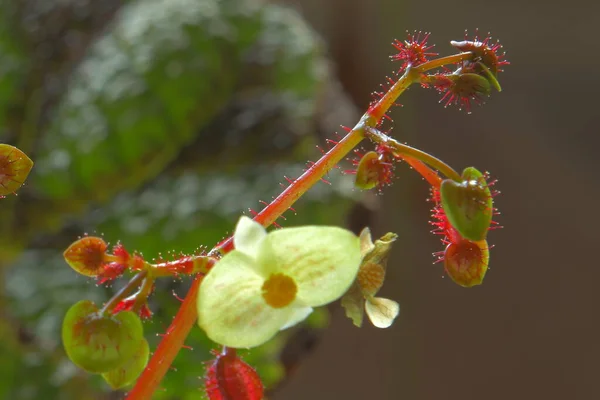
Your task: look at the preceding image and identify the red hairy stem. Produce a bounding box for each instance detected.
[399,155,443,188]
[125,275,204,399]
[365,126,461,182]
[127,53,463,400]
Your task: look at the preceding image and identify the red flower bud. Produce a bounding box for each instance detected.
[205,348,264,400]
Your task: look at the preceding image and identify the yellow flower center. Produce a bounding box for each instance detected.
[261,273,297,308]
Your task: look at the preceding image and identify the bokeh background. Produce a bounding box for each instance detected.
[1,0,597,399]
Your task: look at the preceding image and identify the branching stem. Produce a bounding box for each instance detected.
[365,127,462,182]
[126,52,469,400]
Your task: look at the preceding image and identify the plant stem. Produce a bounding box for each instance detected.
[126,274,205,400]
[100,271,146,315]
[399,155,443,188]
[365,126,462,182]
[132,276,155,314]
[414,52,473,73]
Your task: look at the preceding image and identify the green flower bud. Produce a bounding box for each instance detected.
[440,167,493,241]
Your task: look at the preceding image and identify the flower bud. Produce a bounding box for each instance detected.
[63,237,109,277]
[205,348,264,400]
[444,239,489,287]
[0,144,33,195]
[62,300,144,373]
[440,167,493,241]
[450,38,503,75]
[355,151,390,190]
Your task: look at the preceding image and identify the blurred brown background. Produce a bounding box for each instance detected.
[275,0,600,399]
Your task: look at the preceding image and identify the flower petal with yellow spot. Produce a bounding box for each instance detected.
[197,217,362,348]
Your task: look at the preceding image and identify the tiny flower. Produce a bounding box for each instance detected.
[0,144,33,195]
[341,228,400,328]
[205,348,264,400]
[197,216,362,348]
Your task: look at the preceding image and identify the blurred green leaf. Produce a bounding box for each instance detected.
[2,0,357,398]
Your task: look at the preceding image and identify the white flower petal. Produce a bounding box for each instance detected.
[280,306,313,330]
[359,227,375,256]
[257,226,361,306]
[365,297,399,328]
[197,250,292,348]
[233,216,267,260]
[341,280,366,327]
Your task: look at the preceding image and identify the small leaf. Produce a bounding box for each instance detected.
[102,338,150,389]
[440,167,493,241]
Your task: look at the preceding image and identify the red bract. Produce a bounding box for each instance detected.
[97,262,127,284]
[112,243,130,264]
[205,348,264,400]
[391,31,437,72]
[112,297,153,320]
